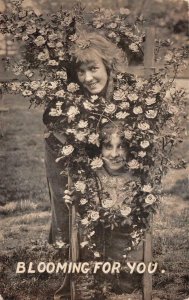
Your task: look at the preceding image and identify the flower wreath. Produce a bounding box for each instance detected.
[0,0,187,258]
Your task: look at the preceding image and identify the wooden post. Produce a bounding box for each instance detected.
[142,26,156,300]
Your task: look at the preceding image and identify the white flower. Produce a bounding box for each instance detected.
[138,122,150,131]
[26,25,36,35]
[57,50,65,60]
[55,240,66,249]
[128,159,140,169]
[128,93,138,101]
[94,251,100,258]
[56,101,63,108]
[34,36,46,47]
[102,199,114,208]
[145,194,156,204]
[129,43,139,52]
[138,151,146,158]
[61,145,74,156]
[10,82,22,92]
[83,101,94,111]
[80,241,89,248]
[120,205,132,216]
[80,198,88,205]
[36,90,46,98]
[91,157,103,169]
[24,70,33,78]
[105,104,116,114]
[101,118,108,124]
[140,140,150,149]
[133,106,143,114]
[113,90,127,101]
[164,52,173,62]
[30,81,40,90]
[75,131,86,142]
[48,60,59,66]
[22,90,32,96]
[49,108,62,116]
[67,83,79,93]
[78,120,88,129]
[48,33,58,41]
[116,111,129,119]
[56,41,63,48]
[56,71,67,80]
[13,66,22,76]
[48,81,58,90]
[90,95,99,102]
[145,110,157,119]
[152,85,161,94]
[145,97,156,105]
[108,31,117,38]
[55,90,65,98]
[37,49,49,61]
[120,8,130,15]
[90,211,100,221]
[75,181,86,194]
[119,102,130,109]
[124,130,133,140]
[81,218,89,225]
[135,79,146,89]
[142,184,153,193]
[88,133,99,146]
[67,106,80,121]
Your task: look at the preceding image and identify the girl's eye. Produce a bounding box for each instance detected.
[91,66,98,72]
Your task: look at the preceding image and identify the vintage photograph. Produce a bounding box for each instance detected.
[0,0,188,299]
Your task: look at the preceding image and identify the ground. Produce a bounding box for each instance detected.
[0,80,189,299]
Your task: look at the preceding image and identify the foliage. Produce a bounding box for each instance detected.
[0,0,187,259]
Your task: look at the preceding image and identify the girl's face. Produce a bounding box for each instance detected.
[102,132,127,174]
[76,55,108,95]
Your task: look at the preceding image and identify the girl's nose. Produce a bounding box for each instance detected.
[110,148,118,158]
[85,71,93,82]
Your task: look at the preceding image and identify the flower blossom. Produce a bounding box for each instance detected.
[36,90,46,98]
[145,194,156,204]
[61,145,74,156]
[49,108,62,116]
[145,97,156,106]
[90,211,100,221]
[48,81,58,90]
[128,159,140,169]
[120,205,132,216]
[30,81,40,90]
[75,181,86,194]
[78,120,88,129]
[102,199,114,208]
[56,71,67,80]
[140,140,150,149]
[119,102,130,109]
[83,101,94,111]
[142,184,153,193]
[80,198,88,205]
[24,70,33,78]
[91,157,103,169]
[80,241,89,248]
[116,111,129,119]
[88,133,100,146]
[22,90,32,96]
[129,43,139,52]
[81,218,89,225]
[138,122,150,131]
[145,110,157,119]
[133,106,143,114]
[37,49,49,61]
[34,36,46,47]
[113,90,127,101]
[128,93,138,101]
[67,83,79,93]
[26,25,36,35]
[138,151,146,158]
[55,90,65,98]
[105,104,116,114]
[94,251,101,258]
[67,106,80,121]
[124,130,133,140]
[48,60,59,66]
[75,131,86,142]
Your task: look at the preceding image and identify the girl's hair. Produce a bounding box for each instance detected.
[69,30,128,74]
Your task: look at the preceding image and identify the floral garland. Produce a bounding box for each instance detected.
[0,0,187,258]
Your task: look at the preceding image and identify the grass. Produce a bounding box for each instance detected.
[0,84,189,299]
